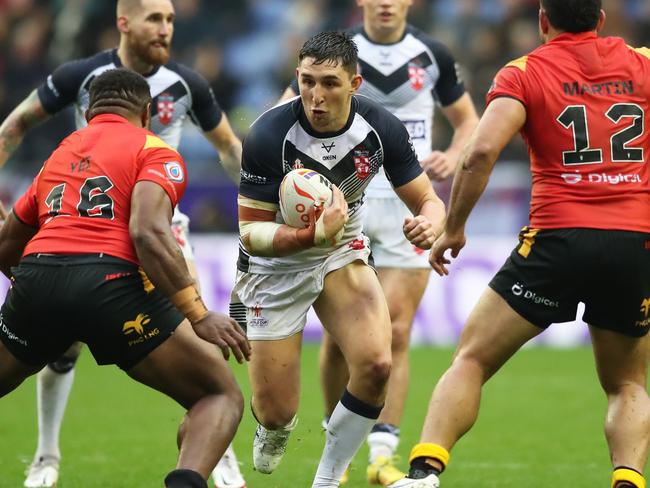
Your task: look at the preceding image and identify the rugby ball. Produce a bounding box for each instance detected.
[279,168,333,228]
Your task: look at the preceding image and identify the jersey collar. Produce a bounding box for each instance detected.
[111,49,162,78]
[551,31,598,44]
[88,113,130,125]
[296,97,358,139]
[360,24,410,46]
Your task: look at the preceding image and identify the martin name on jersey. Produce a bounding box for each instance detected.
[238,95,423,274]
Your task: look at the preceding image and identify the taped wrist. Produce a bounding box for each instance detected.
[242,221,282,255]
[171,285,208,324]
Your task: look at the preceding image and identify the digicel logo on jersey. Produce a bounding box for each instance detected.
[561,172,641,185]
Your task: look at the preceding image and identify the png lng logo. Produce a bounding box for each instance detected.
[637,298,650,328]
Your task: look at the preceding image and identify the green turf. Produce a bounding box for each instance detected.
[0,344,646,487]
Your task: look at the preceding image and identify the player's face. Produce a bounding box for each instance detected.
[357,0,412,34]
[298,57,362,133]
[125,0,175,66]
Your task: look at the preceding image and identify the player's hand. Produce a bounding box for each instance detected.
[420,151,456,182]
[403,215,436,250]
[314,185,348,246]
[192,311,251,363]
[429,230,466,276]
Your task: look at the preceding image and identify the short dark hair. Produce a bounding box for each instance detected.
[298,31,358,76]
[540,0,602,33]
[87,68,152,119]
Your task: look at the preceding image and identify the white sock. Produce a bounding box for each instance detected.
[34,366,75,460]
[367,424,400,462]
[312,390,382,488]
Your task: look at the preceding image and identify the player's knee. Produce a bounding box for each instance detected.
[391,319,412,354]
[356,354,392,390]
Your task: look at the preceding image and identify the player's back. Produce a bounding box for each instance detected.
[490,33,650,232]
[19,114,185,263]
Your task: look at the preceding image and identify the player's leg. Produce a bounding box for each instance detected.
[173,209,246,488]
[247,334,302,474]
[25,342,83,488]
[0,341,43,396]
[590,328,650,488]
[126,320,244,487]
[389,288,542,488]
[367,267,430,486]
[319,330,349,419]
[311,261,392,488]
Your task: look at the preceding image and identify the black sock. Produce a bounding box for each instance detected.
[408,457,441,479]
[164,469,207,488]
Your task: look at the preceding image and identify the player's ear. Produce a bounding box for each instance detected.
[116,15,129,34]
[350,73,363,93]
[142,102,152,129]
[538,8,550,38]
[596,9,606,32]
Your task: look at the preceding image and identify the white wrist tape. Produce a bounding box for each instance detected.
[240,221,282,255]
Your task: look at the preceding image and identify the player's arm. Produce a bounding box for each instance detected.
[394,173,446,250]
[238,188,348,257]
[0,90,50,167]
[202,114,242,184]
[130,180,250,362]
[0,212,38,278]
[431,96,526,275]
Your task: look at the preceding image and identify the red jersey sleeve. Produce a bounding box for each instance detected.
[12,177,39,227]
[136,135,188,208]
[486,56,528,107]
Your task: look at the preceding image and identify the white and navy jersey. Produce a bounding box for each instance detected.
[291,25,465,197]
[37,49,223,150]
[238,95,422,273]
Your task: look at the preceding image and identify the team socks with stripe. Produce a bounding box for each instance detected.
[407,443,449,479]
[612,467,646,488]
[312,389,383,487]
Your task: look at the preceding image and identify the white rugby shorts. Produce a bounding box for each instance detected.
[363,197,429,269]
[230,235,372,340]
[171,207,194,260]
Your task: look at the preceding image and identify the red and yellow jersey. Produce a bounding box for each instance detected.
[487,32,650,232]
[14,114,187,263]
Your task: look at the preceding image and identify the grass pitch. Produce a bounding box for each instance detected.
[0,344,646,487]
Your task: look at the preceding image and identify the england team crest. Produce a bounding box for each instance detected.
[354,150,371,180]
[407,63,426,91]
[157,93,175,125]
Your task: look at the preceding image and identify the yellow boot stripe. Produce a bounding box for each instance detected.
[612,468,646,488]
[409,443,450,470]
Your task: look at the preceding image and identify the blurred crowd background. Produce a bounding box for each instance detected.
[1,0,648,233]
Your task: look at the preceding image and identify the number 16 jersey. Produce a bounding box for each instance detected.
[487,32,650,233]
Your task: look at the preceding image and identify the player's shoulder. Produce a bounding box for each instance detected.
[161,58,206,84]
[249,98,298,135]
[58,49,116,76]
[141,131,179,154]
[353,95,403,132]
[403,25,453,57]
[502,55,530,73]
